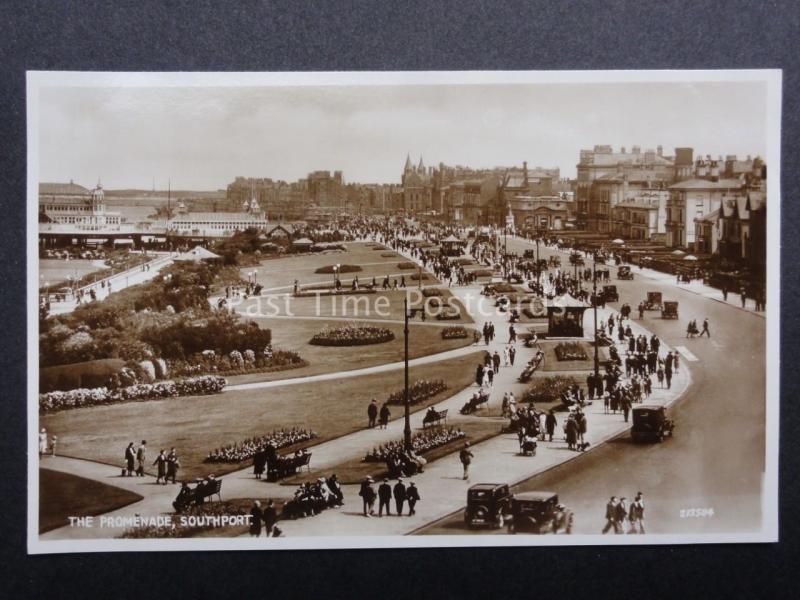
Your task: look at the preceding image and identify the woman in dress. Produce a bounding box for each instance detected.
[39,428,48,457]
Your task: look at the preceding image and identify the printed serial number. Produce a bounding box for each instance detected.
[680,508,714,518]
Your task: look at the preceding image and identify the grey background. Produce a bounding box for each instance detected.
[0,1,797,597]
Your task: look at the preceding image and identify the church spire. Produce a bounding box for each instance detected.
[418,155,425,171]
[404,153,413,172]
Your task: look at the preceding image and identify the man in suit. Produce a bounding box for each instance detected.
[136,440,147,477]
[153,449,167,484]
[378,478,392,517]
[406,482,420,515]
[262,499,278,536]
[393,478,407,516]
[615,497,628,534]
[629,492,645,534]
[602,496,618,534]
[367,399,378,428]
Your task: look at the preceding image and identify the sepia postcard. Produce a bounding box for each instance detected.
[27,70,780,553]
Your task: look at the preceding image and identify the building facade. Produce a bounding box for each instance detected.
[39,181,124,229]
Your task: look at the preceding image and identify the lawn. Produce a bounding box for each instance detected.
[39,468,144,533]
[40,351,484,480]
[282,418,503,485]
[234,289,473,324]
[224,317,475,385]
[244,242,426,290]
[39,258,106,287]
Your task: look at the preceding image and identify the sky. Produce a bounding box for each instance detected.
[37,80,768,190]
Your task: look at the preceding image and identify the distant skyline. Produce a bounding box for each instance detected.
[38,80,768,190]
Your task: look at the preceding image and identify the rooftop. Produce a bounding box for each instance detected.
[40,182,91,196]
[669,178,743,191]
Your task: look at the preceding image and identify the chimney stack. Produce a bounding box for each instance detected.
[657,145,663,157]
[632,145,641,154]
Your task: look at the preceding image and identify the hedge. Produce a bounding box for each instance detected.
[309,325,395,346]
[314,264,363,274]
[397,262,417,270]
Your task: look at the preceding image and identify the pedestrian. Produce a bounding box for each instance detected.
[125,442,136,477]
[51,435,58,457]
[602,496,619,534]
[615,498,629,534]
[622,396,631,423]
[153,449,167,484]
[166,448,180,483]
[629,492,645,534]
[492,351,501,372]
[700,318,710,338]
[249,500,263,537]
[673,353,680,373]
[379,402,391,429]
[475,364,484,386]
[393,478,407,516]
[263,499,278,536]
[359,476,377,517]
[576,409,587,445]
[378,478,392,516]
[503,346,510,367]
[486,366,494,387]
[39,428,48,458]
[665,366,672,389]
[509,346,516,366]
[367,399,378,428]
[508,324,517,344]
[459,442,474,480]
[722,285,728,301]
[740,288,747,308]
[136,440,147,477]
[406,482,420,515]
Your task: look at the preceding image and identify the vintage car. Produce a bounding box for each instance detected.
[465,483,512,528]
[617,265,634,280]
[631,405,675,442]
[548,255,561,267]
[662,300,679,319]
[644,291,663,310]
[507,492,573,534]
[602,285,619,303]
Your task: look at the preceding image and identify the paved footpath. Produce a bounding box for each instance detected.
[41,240,690,540]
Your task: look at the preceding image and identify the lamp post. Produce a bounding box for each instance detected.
[592,251,600,380]
[402,298,419,452]
[333,264,340,289]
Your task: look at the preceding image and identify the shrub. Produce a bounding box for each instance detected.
[455,258,473,266]
[309,325,394,346]
[554,341,588,361]
[473,269,493,277]
[380,253,397,258]
[410,273,431,281]
[522,376,578,404]
[441,326,469,340]
[39,358,126,393]
[397,262,417,270]
[314,264,362,274]
[493,283,517,293]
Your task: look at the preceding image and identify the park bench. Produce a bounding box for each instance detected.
[423,408,448,428]
[267,453,313,481]
[200,479,223,503]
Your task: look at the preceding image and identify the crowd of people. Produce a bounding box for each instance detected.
[359,475,422,517]
[602,492,646,534]
[363,427,466,477]
[204,427,318,464]
[171,474,219,511]
[282,475,344,519]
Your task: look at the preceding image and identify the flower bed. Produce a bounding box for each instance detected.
[436,309,462,320]
[473,269,494,277]
[554,341,588,361]
[386,379,448,406]
[410,272,432,281]
[421,287,444,298]
[309,324,394,346]
[169,348,305,377]
[441,326,469,340]
[455,258,474,266]
[397,261,417,270]
[492,283,517,293]
[363,427,466,462]
[314,264,362,274]
[205,427,318,463]
[39,375,227,414]
[294,288,378,298]
[380,252,397,258]
[522,375,578,404]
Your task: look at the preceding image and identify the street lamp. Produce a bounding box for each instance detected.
[592,251,601,380]
[403,298,424,452]
[333,263,340,289]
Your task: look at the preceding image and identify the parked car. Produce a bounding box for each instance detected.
[644,291,663,310]
[508,492,573,534]
[631,405,675,442]
[465,483,512,528]
[602,285,619,302]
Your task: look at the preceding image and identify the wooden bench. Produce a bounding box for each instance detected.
[423,408,448,428]
[268,453,313,481]
[197,479,223,503]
